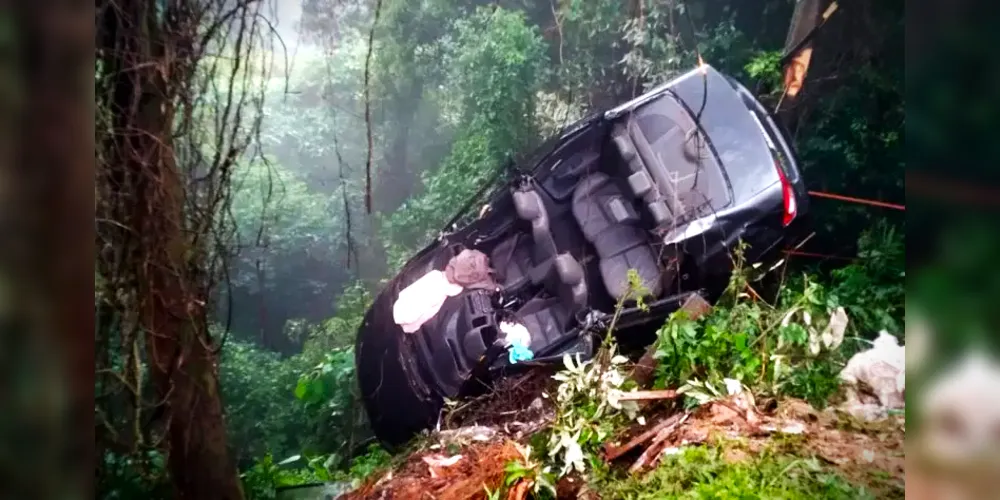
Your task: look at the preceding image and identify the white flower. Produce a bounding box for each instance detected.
[781,308,797,327]
[607,388,623,409]
[771,354,785,380]
[602,369,625,388]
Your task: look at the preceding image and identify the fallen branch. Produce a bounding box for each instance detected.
[628,413,690,473]
[617,390,679,402]
[604,412,685,461]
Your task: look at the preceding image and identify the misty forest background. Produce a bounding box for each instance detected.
[94,0,906,497]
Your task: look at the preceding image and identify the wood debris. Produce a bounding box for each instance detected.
[628,413,690,473]
[617,389,679,402]
[604,412,686,461]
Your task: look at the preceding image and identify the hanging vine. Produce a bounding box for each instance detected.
[95,0,277,496]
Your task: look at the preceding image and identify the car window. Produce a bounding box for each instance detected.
[633,101,733,221]
[670,71,780,204]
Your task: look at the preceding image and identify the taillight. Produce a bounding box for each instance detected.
[775,160,797,226]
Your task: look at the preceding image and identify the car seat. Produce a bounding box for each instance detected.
[484,185,589,354]
[571,172,664,301]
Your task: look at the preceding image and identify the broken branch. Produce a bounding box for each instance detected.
[604,411,685,461]
[617,390,679,402]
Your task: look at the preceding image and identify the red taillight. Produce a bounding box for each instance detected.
[775,160,797,226]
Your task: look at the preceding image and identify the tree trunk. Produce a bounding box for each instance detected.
[132,116,242,499]
[97,0,245,497]
[14,0,95,497]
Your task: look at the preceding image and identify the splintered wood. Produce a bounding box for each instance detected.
[603,412,688,462]
[617,390,679,402]
[627,412,690,473]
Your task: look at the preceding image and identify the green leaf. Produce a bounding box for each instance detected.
[293,378,309,400]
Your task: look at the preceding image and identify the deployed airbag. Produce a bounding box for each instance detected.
[392,270,463,333]
[445,249,498,290]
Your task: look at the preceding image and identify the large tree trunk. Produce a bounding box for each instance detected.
[97,0,244,497]
[13,0,95,497]
[131,100,242,499]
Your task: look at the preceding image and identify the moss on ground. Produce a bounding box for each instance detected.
[593,439,900,500]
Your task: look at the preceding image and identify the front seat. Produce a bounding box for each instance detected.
[504,185,589,352]
[572,172,664,301]
[512,186,588,310]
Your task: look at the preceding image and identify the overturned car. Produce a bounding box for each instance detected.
[356,65,810,447]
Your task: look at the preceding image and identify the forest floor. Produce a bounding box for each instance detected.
[340,373,905,500]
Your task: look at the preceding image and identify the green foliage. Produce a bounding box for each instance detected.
[301,281,373,355]
[501,445,558,499]
[225,153,353,349]
[795,64,904,246]
[745,50,783,91]
[654,271,849,407]
[240,444,392,500]
[220,318,368,471]
[828,220,905,335]
[383,6,548,248]
[653,225,904,407]
[337,443,393,482]
[241,454,321,500]
[595,442,880,499]
[294,348,356,412]
[246,447,390,499]
[219,341,313,465]
[290,347,364,456]
[228,156,340,279]
[98,451,171,500]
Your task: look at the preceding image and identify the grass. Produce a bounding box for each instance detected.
[593,440,880,500]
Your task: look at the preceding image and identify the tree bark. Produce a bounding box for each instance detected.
[13,0,95,497]
[97,0,245,497]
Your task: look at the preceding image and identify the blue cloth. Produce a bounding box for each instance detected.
[508,342,534,364]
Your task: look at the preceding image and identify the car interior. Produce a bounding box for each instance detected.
[404,93,727,387]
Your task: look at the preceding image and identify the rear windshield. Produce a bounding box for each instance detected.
[670,70,781,203]
[740,91,800,185]
[632,95,733,221]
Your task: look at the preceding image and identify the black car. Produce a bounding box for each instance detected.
[356,64,809,447]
